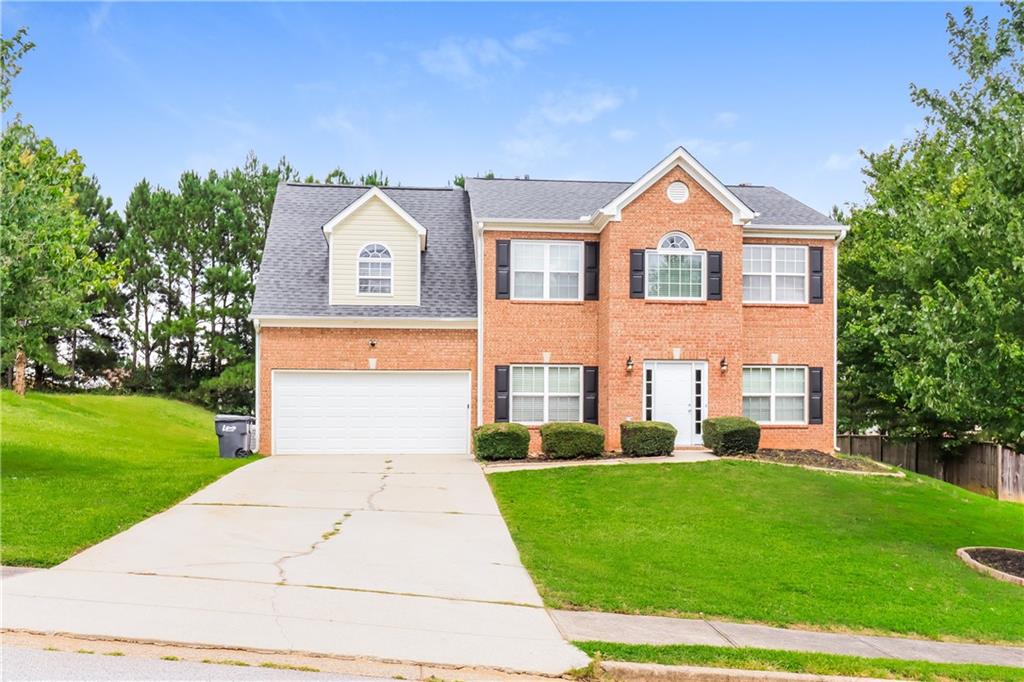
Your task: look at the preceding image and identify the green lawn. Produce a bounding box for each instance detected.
[489,460,1024,643]
[1,390,250,566]
[576,642,1024,682]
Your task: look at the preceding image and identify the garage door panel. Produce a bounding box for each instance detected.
[273,371,470,455]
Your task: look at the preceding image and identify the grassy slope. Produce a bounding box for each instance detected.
[576,642,1024,682]
[1,391,250,566]
[489,460,1024,643]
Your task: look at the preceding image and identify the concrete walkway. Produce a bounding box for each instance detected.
[2,454,588,675]
[552,610,1024,667]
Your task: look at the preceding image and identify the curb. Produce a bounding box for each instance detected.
[956,547,1024,587]
[602,661,891,682]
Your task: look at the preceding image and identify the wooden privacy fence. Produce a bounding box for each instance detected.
[837,435,1023,503]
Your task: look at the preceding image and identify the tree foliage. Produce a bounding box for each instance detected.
[839,1,1024,448]
[1,29,120,393]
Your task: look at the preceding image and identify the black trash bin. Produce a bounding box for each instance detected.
[215,414,255,458]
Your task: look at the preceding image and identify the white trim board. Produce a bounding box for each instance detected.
[596,147,757,227]
[252,315,477,330]
[321,187,428,250]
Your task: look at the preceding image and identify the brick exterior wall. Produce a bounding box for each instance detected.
[482,167,836,453]
[257,326,477,454]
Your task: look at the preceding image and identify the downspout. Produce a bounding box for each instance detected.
[253,318,262,454]
[833,227,848,451]
[475,221,485,429]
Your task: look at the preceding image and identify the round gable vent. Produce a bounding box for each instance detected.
[667,181,690,204]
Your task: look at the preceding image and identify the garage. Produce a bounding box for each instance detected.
[272,370,471,455]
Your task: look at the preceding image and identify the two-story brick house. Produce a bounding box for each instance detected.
[252,148,846,456]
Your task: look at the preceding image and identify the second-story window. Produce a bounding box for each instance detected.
[646,232,705,300]
[358,243,392,294]
[743,245,808,303]
[511,240,582,300]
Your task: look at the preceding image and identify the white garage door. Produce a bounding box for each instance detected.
[272,371,471,455]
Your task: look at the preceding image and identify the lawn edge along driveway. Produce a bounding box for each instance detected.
[488,459,1024,644]
[1,391,251,567]
[578,642,1024,682]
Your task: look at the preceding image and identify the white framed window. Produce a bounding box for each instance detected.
[742,366,807,424]
[511,240,583,300]
[743,245,808,303]
[646,232,706,300]
[357,243,393,295]
[510,365,582,424]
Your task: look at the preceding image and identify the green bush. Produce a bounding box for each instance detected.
[540,422,605,459]
[473,423,530,461]
[191,362,254,415]
[702,416,761,455]
[620,421,677,456]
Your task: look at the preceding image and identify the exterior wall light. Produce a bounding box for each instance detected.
[368,339,378,348]
[626,356,635,372]
[720,357,728,372]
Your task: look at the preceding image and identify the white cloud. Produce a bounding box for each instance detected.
[610,128,637,143]
[508,27,569,52]
[504,85,628,162]
[88,2,113,33]
[714,111,739,128]
[418,37,520,85]
[538,87,624,125]
[823,152,860,171]
[418,28,568,86]
[314,108,368,145]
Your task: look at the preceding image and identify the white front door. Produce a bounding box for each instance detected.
[272,370,471,455]
[645,361,707,447]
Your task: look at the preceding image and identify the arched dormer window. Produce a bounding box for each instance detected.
[357,243,392,294]
[646,232,705,300]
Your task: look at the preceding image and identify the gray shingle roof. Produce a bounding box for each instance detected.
[465,177,838,226]
[728,185,840,226]
[465,177,629,221]
[252,184,477,319]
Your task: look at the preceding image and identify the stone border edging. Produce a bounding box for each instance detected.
[956,547,1024,587]
[719,457,904,478]
[602,660,889,682]
[480,452,715,473]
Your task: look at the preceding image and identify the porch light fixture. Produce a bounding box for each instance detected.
[368,339,378,348]
[719,357,728,372]
[626,356,635,372]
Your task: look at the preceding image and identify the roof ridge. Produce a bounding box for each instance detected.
[469,177,632,185]
[283,182,456,191]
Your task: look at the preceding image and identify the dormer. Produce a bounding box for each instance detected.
[322,187,426,306]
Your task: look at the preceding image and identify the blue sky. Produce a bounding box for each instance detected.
[5,2,978,214]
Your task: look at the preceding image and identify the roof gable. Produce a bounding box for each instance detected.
[322,187,427,250]
[596,147,756,226]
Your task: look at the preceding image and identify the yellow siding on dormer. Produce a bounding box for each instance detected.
[330,196,420,306]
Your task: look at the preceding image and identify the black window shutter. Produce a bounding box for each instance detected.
[494,365,510,422]
[808,366,824,424]
[583,366,599,424]
[629,249,646,299]
[496,240,511,300]
[584,242,600,300]
[809,246,824,304]
[707,251,723,301]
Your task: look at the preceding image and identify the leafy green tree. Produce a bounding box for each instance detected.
[0,28,120,394]
[359,169,389,186]
[839,1,1024,448]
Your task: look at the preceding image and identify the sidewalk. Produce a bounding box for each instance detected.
[551,610,1024,668]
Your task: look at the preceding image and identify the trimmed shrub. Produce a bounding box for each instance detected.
[473,423,530,461]
[702,416,761,455]
[540,422,605,459]
[620,421,677,457]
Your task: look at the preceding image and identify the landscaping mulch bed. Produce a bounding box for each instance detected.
[963,547,1024,580]
[737,448,892,473]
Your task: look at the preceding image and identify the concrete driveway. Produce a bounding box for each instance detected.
[2,454,588,675]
